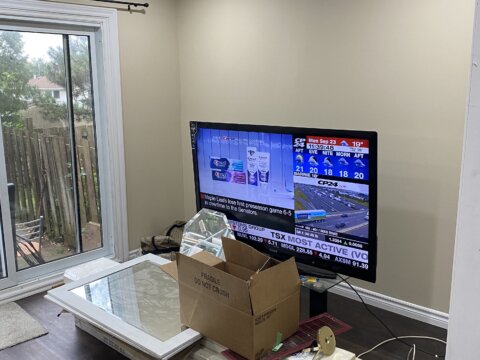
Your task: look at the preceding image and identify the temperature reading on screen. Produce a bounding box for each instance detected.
[295,136,370,181]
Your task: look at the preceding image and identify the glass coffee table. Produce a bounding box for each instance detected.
[46,254,202,359]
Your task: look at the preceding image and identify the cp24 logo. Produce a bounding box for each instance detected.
[293,138,306,148]
[318,180,338,187]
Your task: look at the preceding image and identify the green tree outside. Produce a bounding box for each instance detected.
[0,30,92,126]
[0,31,34,127]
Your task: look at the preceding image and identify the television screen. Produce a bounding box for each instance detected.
[190,121,377,282]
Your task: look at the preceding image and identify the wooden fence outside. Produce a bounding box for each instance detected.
[3,123,100,248]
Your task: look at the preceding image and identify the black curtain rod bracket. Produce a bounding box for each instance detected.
[93,0,149,11]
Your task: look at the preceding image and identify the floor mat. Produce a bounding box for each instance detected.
[0,302,48,350]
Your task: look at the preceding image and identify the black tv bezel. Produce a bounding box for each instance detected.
[190,121,377,283]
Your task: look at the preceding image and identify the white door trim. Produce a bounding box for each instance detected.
[0,0,128,293]
[447,0,480,358]
[0,120,17,289]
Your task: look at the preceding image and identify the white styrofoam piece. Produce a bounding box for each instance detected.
[287,348,356,360]
[324,348,356,360]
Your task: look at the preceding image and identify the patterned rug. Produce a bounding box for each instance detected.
[0,302,48,350]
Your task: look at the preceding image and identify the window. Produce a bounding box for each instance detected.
[1,30,102,270]
[0,0,127,295]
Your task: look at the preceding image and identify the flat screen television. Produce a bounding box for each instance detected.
[190,121,377,282]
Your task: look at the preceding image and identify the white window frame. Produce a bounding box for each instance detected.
[45,255,202,359]
[0,0,128,299]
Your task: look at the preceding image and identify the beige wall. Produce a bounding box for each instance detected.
[117,1,183,251]
[46,0,474,312]
[178,0,475,312]
[48,0,184,251]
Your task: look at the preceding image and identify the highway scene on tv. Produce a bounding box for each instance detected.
[294,181,369,240]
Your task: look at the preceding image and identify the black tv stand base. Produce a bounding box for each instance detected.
[296,262,337,279]
[300,286,328,319]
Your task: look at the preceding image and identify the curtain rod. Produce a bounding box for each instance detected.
[93,0,149,11]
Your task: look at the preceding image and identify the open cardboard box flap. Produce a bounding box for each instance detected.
[160,237,272,281]
[248,257,299,314]
[222,236,275,271]
[160,250,223,281]
[221,237,300,314]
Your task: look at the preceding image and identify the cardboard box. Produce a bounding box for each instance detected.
[171,237,300,360]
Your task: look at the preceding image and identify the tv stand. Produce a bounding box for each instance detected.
[295,262,337,317]
[296,261,337,279]
[300,284,329,318]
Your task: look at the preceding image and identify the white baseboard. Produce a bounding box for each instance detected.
[329,283,449,329]
[0,272,64,305]
[129,248,141,260]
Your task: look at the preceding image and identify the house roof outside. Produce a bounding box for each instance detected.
[28,76,65,90]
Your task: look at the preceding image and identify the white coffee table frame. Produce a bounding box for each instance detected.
[46,254,202,359]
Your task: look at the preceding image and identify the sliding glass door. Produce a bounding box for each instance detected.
[0,1,127,298]
[1,30,103,273]
[0,24,113,290]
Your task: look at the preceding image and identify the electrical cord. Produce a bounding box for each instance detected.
[407,344,416,360]
[336,274,446,359]
[300,275,349,293]
[356,336,446,359]
[323,276,351,292]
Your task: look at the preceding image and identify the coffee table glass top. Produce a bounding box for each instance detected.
[71,261,182,342]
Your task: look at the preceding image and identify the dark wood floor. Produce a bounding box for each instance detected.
[0,291,447,360]
[0,292,129,360]
[328,293,447,359]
